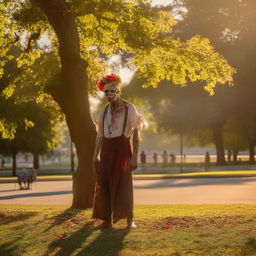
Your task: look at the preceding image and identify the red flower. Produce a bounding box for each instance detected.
[97,73,121,91]
[162,224,173,229]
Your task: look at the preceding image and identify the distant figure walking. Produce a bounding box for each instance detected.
[183,154,186,163]
[1,158,5,168]
[227,149,232,164]
[140,151,146,172]
[162,150,168,167]
[205,152,210,170]
[169,153,176,166]
[153,152,158,166]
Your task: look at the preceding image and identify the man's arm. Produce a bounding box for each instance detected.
[93,134,103,173]
[129,128,140,171]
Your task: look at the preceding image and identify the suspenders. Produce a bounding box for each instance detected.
[122,104,129,135]
[102,102,128,138]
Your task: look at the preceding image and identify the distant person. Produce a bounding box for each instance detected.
[205,152,210,170]
[162,150,168,167]
[140,151,146,171]
[153,152,158,166]
[183,154,186,163]
[170,153,176,166]
[24,154,28,162]
[1,158,5,168]
[227,149,232,164]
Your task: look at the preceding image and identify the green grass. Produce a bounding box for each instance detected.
[135,170,256,179]
[1,205,256,256]
[1,170,256,183]
[40,161,77,169]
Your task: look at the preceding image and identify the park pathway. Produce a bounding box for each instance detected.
[0,177,256,205]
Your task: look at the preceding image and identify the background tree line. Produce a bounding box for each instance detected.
[124,0,256,166]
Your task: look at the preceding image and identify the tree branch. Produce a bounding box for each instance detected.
[25,29,41,53]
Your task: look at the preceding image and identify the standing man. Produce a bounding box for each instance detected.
[205,152,210,170]
[92,74,144,229]
[162,150,168,167]
[140,151,146,172]
[153,152,158,166]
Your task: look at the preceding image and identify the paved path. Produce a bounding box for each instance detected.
[0,177,256,205]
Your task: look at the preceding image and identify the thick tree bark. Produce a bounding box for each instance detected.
[33,0,96,208]
[212,124,226,165]
[248,140,255,164]
[12,150,17,177]
[33,153,40,169]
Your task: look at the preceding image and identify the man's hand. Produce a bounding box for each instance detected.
[93,157,100,174]
[129,156,138,172]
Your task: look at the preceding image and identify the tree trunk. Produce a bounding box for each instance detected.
[12,150,17,177]
[34,0,96,208]
[227,149,232,164]
[248,140,255,164]
[212,124,226,165]
[33,153,40,169]
[233,150,238,164]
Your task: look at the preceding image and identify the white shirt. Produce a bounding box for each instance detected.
[96,102,142,138]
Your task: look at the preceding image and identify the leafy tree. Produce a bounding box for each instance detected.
[0,99,64,176]
[123,78,231,165]
[125,0,256,165]
[169,0,256,163]
[0,0,234,208]
[0,44,64,175]
[223,119,248,163]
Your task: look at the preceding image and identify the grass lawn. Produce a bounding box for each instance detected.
[1,205,256,256]
[135,170,256,179]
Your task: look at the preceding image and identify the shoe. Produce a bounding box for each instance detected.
[127,221,137,229]
[94,221,112,229]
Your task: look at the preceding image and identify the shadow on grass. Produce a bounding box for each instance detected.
[44,207,83,232]
[240,237,256,256]
[79,228,129,256]
[0,240,19,256]
[46,226,129,256]
[0,211,37,225]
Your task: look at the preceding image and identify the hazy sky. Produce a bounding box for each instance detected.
[151,0,173,6]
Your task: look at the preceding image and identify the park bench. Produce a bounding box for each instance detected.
[16,168,37,190]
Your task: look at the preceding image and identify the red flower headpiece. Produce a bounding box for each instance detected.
[97,73,121,91]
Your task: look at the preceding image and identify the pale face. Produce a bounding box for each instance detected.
[103,83,120,103]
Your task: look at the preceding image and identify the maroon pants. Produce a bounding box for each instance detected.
[92,135,133,222]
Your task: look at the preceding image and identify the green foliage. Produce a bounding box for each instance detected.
[223,118,254,153]
[0,119,17,139]
[0,42,65,154]
[0,0,234,96]
[0,99,65,155]
[135,35,235,94]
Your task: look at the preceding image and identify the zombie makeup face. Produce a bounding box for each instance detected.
[103,83,120,103]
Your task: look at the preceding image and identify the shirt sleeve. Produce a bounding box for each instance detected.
[128,103,142,130]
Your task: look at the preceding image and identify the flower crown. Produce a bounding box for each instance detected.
[97,73,121,91]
